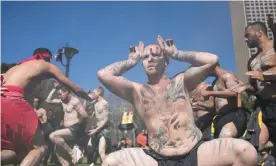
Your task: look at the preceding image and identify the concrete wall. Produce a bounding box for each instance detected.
[229,1,250,83]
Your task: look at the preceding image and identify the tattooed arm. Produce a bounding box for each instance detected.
[157,35,218,91]
[97,42,144,103]
[175,51,218,91]
[203,76,238,98]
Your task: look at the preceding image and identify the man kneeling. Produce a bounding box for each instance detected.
[97,35,258,166]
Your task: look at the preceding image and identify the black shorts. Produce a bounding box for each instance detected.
[213,107,248,138]
[195,113,214,140]
[257,98,276,143]
[68,123,85,141]
[143,140,204,166]
[242,108,262,148]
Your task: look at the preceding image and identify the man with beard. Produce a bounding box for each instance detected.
[245,21,276,157]
[98,35,257,166]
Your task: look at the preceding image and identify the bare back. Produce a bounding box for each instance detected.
[2,59,87,102]
[3,60,52,89]
[249,49,276,100]
[132,74,202,157]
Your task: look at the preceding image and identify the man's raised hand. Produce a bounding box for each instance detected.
[128,41,144,63]
[157,35,178,57]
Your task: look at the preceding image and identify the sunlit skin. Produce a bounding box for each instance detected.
[98,35,257,166]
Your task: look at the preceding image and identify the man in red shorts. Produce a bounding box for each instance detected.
[1,48,91,166]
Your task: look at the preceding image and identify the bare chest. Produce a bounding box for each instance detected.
[250,52,276,72]
[62,103,76,113]
[138,79,188,117]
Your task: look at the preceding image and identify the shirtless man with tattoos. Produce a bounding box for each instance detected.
[200,65,249,139]
[46,81,88,165]
[87,87,112,162]
[190,82,215,140]
[98,35,257,166]
[245,21,276,155]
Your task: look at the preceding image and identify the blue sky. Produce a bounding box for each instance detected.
[2,1,236,92]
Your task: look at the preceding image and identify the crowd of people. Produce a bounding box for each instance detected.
[1,20,276,166]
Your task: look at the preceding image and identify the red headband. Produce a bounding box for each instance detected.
[17,53,52,65]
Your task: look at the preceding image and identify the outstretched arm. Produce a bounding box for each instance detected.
[97,42,144,103]
[157,35,218,91]
[47,63,91,101]
[246,68,276,82]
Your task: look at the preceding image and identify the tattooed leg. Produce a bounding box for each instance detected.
[49,129,77,164]
[55,146,72,166]
[21,127,48,166]
[197,138,258,166]
[20,145,48,166]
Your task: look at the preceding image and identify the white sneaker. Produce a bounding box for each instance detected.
[89,163,95,166]
[71,145,83,164]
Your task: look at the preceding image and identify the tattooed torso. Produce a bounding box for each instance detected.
[249,49,276,100]
[213,74,237,113]
[134,74,202,157]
